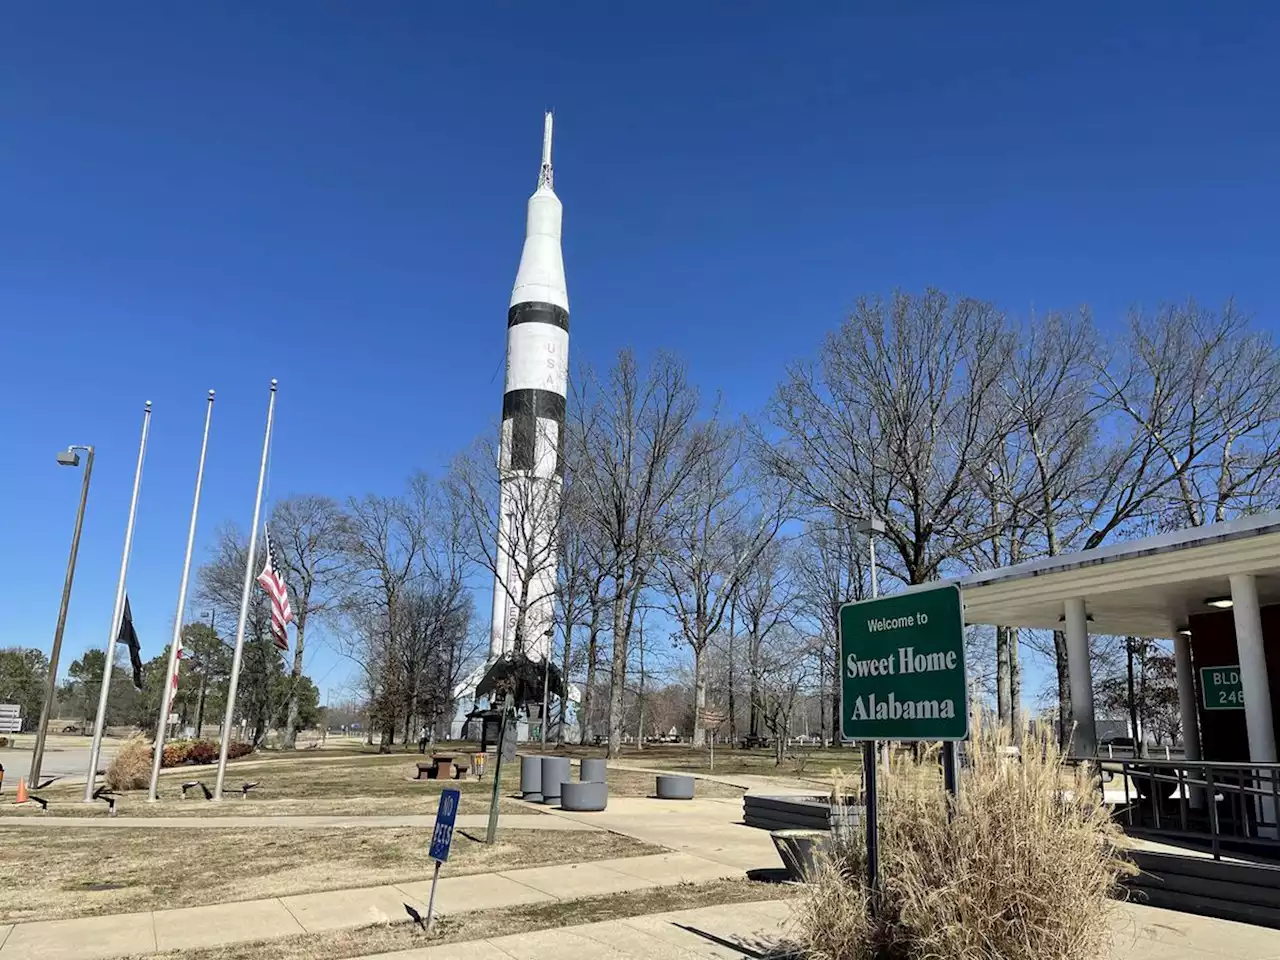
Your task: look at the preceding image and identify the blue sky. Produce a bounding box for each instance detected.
[2,4,1277,706]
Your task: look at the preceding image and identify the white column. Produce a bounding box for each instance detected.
[1230,574,1276,763]
[1230,573,1277,836]
[1174,633,1203,808]
[1065,597,1096,756]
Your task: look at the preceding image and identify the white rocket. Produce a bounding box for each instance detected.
[488,112,568,663]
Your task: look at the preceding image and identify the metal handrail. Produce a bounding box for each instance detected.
[1069,756,1280,862]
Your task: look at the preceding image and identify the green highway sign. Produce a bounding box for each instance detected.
[840,584,968,741]
[1201,664,1244,711]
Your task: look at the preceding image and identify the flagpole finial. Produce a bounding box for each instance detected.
[145,400,152,409]
[208,389,216,399]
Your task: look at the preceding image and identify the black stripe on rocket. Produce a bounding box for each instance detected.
[508,301,570,331]
[503,390,566,475]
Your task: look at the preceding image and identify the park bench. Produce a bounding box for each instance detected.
[452,757,470,779]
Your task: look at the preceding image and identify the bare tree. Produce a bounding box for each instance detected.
[568,350,709,757]
[554,476,603,741]
[791,512,866,744]
[751,624,819,765]
[269,495,351,748]
[1097,301,1280,533]
[766,290,1014,586]
[654,422,787,746]
[341,474,434,746]
[448,421,563,662]
[1001,309,1102,742]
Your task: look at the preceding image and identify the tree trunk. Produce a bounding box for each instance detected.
[1054,629,1072,750]
[636,634,646,751]
[748,630,762,738]
[195,672,208,736]
[1009,627,1023,744]
[726,605,737,745]
[558,621,573,743]
[1126,636,1143,757]
[691,642,707,748]
[578,602,601,744]
[606,586,629,758]
[283,614,307,749]
[996,625,1011,726]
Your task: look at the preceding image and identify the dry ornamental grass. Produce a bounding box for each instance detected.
[793,720,1136,960]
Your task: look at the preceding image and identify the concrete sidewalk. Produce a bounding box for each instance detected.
[356,898,793,960]
[344,898,1280,960]
[0,852,743,960]
[345,898,1280,960]
[0,814,589,831]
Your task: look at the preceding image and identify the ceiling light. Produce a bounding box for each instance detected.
[1177,626,1191,637]
[1057,613,1095,623]
[1205,597,1234,609]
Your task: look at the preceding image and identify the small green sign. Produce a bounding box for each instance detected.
[840,584,968,742]
[1201,665,1245,711]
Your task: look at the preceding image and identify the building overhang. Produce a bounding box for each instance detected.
[909,512,1280,638]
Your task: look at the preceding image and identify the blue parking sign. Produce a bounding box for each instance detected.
[429,788,460,863]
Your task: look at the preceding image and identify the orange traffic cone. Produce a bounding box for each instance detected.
[15,778,28,804]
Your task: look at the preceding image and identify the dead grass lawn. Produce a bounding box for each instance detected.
[0,753,526,819]
[0,825,660,922]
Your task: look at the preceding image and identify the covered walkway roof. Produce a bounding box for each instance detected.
[926,512,1280,638]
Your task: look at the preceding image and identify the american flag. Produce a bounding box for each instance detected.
[171,634,182,695]
[256,530,294,653]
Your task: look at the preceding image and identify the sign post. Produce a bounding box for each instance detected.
[1201,665,1244,710]
[840,584,968,902]
[699,707,728,772]
[424,787,460,931]
[485,693,515,845]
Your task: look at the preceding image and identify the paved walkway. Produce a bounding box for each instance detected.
[345,899,1280,960]
[353,898,793,960]
[0,814,589,831]
[0,852,742,960]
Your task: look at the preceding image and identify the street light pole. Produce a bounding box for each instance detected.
[30,445,94,787]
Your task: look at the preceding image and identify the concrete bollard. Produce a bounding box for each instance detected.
[655,774,695,800]
[520,754,543,802]
[580,758,607,783]
[540,756,570,806]
[560,780,607,812]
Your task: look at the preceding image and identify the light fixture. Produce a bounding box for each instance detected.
[1177,626,1192,637]
[1057,613,1095,624]
[55,449,81,467]
[855,517,885,536]
[1205,596,1234,610]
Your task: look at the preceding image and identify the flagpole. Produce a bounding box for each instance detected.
[84,400,152,802]
[213,380,276,801]
[148,390,215,802]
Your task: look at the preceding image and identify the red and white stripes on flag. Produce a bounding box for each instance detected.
[256,529,294,653]
[171,634,182,695]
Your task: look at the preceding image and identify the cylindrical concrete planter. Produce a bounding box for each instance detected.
[560,780,608,812]
[541,756,570,805]
[655,774,695,800]
[580,758,607,783]
[771,828,830,882]
[520,754,543,802]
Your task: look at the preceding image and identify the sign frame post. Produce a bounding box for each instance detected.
[840,583,969,906]
[485,693,515,845]
[425,786,461,931]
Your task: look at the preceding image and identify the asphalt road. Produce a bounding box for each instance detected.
[0,735,118,788]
